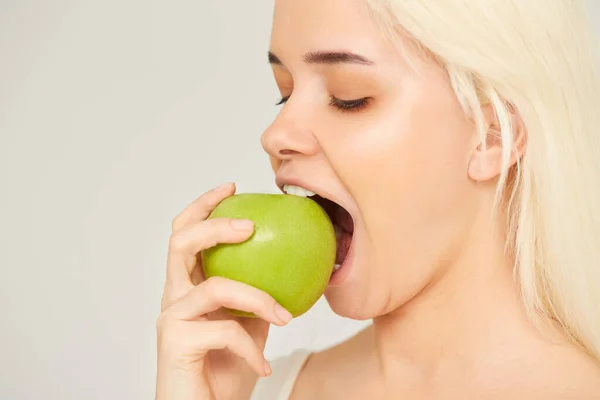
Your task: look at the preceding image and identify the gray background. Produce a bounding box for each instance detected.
[1,1,598,399]
[0,1,368,399]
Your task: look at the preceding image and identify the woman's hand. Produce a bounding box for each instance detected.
[155,183,292,400]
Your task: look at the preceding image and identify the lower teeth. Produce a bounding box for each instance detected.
[334,263,341,271]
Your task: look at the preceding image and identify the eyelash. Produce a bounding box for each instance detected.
[275,95,370,113]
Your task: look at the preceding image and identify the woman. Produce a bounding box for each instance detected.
[156,0,600,398]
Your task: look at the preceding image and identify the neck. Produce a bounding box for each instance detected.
[371,209,536,378]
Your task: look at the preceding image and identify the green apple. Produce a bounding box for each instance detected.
[200,193,336,318]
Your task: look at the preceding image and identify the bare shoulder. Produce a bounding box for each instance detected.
[289,325,375,399]
[289,324,600,399]
[521,343,600,398]
[549,349,600,397]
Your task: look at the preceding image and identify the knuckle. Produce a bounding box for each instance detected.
[171,213,185,232]
[168,232,186,253]
[204,276,226,294]
[203,277,229,303]
[206,217,230,233]
[205,236,218,249]
[155,312,173,335]
[201,219,223,243]
[221,320,244,339]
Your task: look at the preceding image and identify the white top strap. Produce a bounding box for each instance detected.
[250,349,312,400]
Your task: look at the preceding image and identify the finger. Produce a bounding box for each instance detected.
[171,182,236,233]
[167,277,293,327]
[166,218,255,291]
[161,319,271,377]
[242,317,271,350]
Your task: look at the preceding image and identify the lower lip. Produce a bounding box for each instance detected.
[328,234,354,286]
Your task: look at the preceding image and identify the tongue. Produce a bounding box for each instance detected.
[336,230,352,264]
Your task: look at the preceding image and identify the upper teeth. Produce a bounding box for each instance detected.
[283,184,315,197]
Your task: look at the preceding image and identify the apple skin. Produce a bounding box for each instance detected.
[200,193,336,318]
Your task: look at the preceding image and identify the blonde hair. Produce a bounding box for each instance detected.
[366,0,600,360]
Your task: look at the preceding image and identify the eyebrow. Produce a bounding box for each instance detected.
[268,50,375,66]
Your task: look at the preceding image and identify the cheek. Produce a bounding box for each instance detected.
[350,81,470,210]
[332,75,474,267]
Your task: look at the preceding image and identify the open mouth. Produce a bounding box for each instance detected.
[311,195,354,269]
[283,184,354,273]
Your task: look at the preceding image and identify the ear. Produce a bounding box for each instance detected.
[467,102,527,182]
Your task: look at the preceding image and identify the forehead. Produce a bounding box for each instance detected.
[271,0,391,63]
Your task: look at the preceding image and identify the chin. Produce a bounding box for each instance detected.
[326,298,376,320]
[323,259,430,322]
[324,267,380,321]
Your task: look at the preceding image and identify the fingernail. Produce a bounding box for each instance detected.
[213,182,234,192]
[263,359,272,376]
[231,219,254,231]
[274,304,293,325]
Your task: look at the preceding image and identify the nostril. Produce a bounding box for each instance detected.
[261,118,320,158]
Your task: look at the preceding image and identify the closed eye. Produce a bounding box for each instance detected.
[275,95,371,113]
[329,97,370,113]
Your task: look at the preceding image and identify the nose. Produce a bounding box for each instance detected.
[261,105,320,162]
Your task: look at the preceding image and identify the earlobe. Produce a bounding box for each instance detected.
[467,102,527,183]
[468,146,505,182]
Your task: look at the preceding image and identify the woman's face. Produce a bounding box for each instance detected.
[262,0,482,319]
